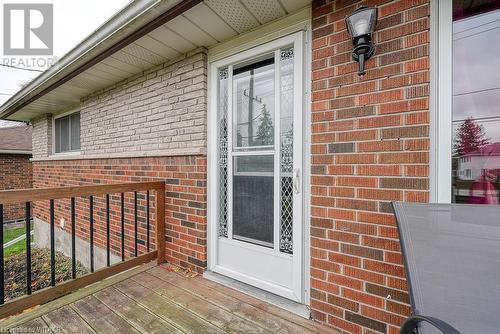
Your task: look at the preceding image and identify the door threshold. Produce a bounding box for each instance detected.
[203,270,310,319]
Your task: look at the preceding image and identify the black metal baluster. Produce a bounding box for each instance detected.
[121,193,125,262]
[25,202,31,295]
[134,191,138,257]
[71,197,76,279]
[50,199,55,287]
[0,204,4,304]
[106,194,110,267]
[89,196,94,273]
[146,190,150,253]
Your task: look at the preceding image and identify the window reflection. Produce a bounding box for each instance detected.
[452,1,500,204]
[233,58,275,150]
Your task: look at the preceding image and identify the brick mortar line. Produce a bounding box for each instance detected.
[310,265,407,293]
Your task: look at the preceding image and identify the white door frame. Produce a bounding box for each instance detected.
[207,31,306,302]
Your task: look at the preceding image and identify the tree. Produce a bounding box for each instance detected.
[453,117,490,156]
[255,104,274,146]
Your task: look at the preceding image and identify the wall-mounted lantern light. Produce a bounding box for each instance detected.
[345,6,378,76]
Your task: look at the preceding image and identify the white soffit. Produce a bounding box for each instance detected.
[2,0,311,122]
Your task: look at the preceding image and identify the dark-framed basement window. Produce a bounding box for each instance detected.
[55,112,80,153]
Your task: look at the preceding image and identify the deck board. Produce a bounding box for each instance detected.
[94,287,182,334]
[9,318,52,334]
[72,295,142,334]
[1,264,340,334]
[42,306,96,334]
[147,267,321,334]
[160,268,337,334]
[131,272,269,333]
[114,279,225,334]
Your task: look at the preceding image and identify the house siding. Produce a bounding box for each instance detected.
[31,49,207,159]
[310,0,430,333]
[0,154,32,221]
[23,1,435,331]
[80,49,207,155]
[30,50,208,273]
[32,114,52,158]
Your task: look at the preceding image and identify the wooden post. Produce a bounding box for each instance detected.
[155,183,166,265]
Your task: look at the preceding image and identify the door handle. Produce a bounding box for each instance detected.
[293,168,300,194]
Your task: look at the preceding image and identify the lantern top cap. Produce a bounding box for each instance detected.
[345,6,378,39]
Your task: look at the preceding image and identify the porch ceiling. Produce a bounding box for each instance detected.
[0,0,311,122]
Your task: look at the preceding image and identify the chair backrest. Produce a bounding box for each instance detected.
[393,202,500,334]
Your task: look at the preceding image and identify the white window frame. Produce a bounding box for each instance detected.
[431,1,500,202]
[430,0,453,203]
[52,109,81,155]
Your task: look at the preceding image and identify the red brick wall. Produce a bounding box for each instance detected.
[0,154,33,221]
[32,156,207,273]
[311,0,429,333]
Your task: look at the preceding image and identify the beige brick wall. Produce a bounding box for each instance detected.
[32,114,52,158]
[81,49,207,156]
[31,48,207,159]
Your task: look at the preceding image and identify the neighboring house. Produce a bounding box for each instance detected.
[0,0,497,333]
[0,126,32,222]
[457,142,500,181]
[454,142,500,203]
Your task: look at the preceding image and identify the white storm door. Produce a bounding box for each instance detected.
[209,32,304,302]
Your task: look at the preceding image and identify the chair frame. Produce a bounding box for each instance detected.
[392,202,463,334]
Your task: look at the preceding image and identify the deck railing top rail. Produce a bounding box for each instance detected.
[0,181,166,204]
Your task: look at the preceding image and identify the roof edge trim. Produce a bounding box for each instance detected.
[0,0,202,120]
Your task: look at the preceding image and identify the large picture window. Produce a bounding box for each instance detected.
[54,112,80,153]
[445,1,500,204]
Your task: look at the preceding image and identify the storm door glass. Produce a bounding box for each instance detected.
[233,58,275,150]
[217,45,296,253]
[233,155,274,246]
[232,57,275,247]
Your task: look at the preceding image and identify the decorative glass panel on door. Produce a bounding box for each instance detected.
[279,47,294,254]
[218,67,229,237]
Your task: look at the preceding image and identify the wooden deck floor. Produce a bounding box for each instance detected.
[1,263,339,334]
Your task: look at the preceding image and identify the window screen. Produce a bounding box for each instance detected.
[55,113,80,153]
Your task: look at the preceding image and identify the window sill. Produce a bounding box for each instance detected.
[47,151,82,159]
[30,147,206,162]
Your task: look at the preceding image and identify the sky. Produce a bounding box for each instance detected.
[0,0,131,126]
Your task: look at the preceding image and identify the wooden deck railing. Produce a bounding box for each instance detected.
[0,181,165,318]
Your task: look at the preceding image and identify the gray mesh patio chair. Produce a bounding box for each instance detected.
[393,202,500,334]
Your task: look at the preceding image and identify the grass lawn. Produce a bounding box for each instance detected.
[3,227,28,257]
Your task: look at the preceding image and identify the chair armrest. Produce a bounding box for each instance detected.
[400,315,462,334]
